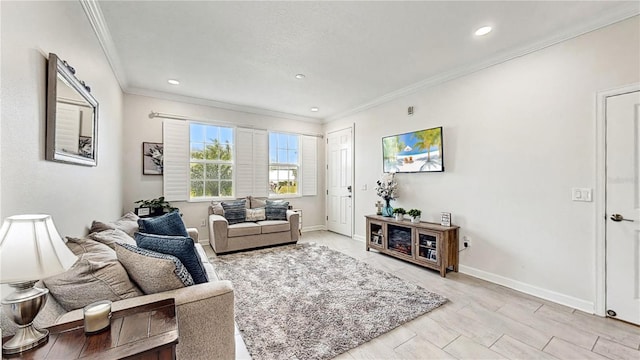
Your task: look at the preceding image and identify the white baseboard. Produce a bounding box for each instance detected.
[459,265,594,314]
[352,234,366,242]
[302,225,327,232]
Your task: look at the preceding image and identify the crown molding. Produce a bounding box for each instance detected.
[81,0,321,123]
[80,0,128,89]
[325,4,640,123]
[126,87,323,124]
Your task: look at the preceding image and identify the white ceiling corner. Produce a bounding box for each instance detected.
[80,0,128,90]
[85,1,639,124]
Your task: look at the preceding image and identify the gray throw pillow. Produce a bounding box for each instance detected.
[89,212,140,237]
[115,244,194,294]
[88,228,136,250]
[44,238,143,311]
[265,200,289,220]
[221,199,247,225]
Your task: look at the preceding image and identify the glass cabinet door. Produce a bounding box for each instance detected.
[416,229,440,265]
[387,224,413,257]
[368,221,384,248]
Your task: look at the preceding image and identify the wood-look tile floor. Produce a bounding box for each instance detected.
[204,230,640,359]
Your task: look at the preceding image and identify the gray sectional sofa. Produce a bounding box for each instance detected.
[0,217,236,360]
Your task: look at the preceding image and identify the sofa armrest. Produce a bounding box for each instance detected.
[57,281,235,360]
[208,214,229,253]
[187,227,199,241]
[286,210,300,242]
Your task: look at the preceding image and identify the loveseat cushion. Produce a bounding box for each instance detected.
[43,238,143,311]
[249,196,267,208]
[257,220,291,234]
[227,222,261,237]
[135,233,208,284]
[116,244,194,294]
[221,199,247,225]
[89,212,140,237]
[138,211,188,237]
[88,228,137,250]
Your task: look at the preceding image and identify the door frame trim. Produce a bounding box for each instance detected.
[595,83,640,317]
[325,125,355,238]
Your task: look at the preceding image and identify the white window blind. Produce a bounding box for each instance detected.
[236,128,268,198]
[163,119,189,201]
[301,135,318,196]
[253,130,269,197]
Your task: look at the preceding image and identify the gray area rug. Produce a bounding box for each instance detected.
[211,243,447,360]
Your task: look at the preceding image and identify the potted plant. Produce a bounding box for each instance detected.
[134,196,178,217]
[408,209,422,223]
[393,207,406,221]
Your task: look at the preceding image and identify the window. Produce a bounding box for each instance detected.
[269,132,299,196]
[189,123,234,198]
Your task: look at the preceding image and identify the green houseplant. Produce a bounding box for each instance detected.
[392,207,406,221]
[134,196,178,217]
[408,209,422,223]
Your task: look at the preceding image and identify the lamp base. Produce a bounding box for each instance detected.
[1,281,49,355]
[2,326,49,355]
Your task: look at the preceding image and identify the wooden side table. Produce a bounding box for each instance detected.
[2,298,178,360]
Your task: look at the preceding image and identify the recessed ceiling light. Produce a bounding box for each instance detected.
[168,79,180,85]
[310,107,319,112]
[475,26,492,36]
[295,74,306,79]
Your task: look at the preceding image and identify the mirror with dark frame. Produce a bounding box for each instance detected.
[46,53,98,166]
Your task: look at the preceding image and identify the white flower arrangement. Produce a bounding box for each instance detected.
[375,172,398,201]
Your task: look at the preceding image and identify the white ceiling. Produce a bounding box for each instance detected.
[91,1,638,123]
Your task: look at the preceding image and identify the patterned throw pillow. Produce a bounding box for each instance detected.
[135,232,208,284]
[138,211,188,237]
[265,200,289,220]
[221,199,247,225]
[245,207,266,222]
[115,244,194,294]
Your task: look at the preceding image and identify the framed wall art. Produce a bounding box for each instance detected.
[143,142,163,175]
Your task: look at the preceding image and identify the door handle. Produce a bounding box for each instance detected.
[610,214,634,222]
[347,185,352,192]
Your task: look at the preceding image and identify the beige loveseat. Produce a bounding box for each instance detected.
[208,196,300,254]
[0,228,236,360]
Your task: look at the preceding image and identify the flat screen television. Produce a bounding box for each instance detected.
[382,126,443,173]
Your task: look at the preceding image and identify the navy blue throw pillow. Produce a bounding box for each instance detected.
[221,199,246,225]
[138,211,188,237]
[135,232,208,284]
[265,200,289,221]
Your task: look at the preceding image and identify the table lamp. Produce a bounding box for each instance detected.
[0,214,78,355]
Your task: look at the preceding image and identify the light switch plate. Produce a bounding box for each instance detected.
[572,188,592,202]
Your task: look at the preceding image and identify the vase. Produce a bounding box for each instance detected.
[382,199,393,217]
[411,216,421,224]
[395,213,404,221]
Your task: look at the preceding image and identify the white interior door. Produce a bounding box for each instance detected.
[327,128,353,236]
[606,89,640,325]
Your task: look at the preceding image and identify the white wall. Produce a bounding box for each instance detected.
[0,1,124,237]
[325,17,640,311]
[122,94,325,240]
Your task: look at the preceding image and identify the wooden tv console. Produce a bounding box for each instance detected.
[365,215,459,277]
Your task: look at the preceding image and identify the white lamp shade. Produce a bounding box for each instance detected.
[0,214,78,283]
